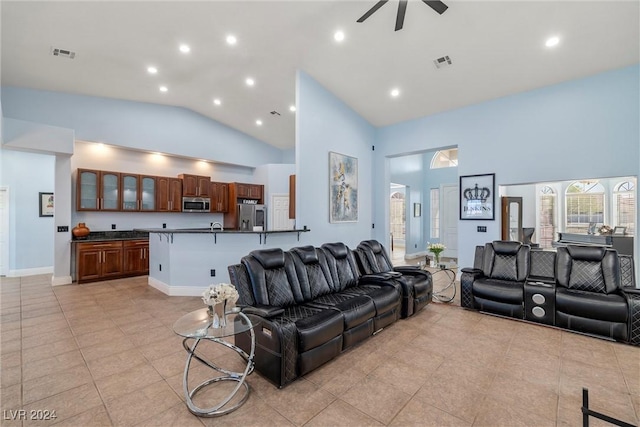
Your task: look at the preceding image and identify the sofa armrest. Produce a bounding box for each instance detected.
[364,271,402,280]
[393,266,432,280]
[242,305,285,319]
[622,288,640,346]
[460,268,484,309]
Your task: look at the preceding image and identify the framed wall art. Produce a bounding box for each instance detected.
[39,192,54,217]
[329,151,358,223]
[413,203,422,217]
[459,173,495,220]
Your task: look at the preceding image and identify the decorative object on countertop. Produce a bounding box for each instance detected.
[72,222,90,239]
[598,225,613,235]
[202,283,239,328]
[427,242,446,267]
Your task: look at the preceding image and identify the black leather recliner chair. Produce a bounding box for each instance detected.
[355,240,433,318]
[555,246,629,341]
[321,242,402,331]
[461,240,530,318]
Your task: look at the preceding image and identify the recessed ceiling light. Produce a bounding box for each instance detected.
[545,36,560,48]
[147,66,158,74]
[226,35,237,45]
[289,105,296,112]
[213,98,222,106]
[246,78,255,86]
[179,44,191,53]
[390,88,400,97]
[334,30,345,42]
[159,86,168,92]
[256,119,263,126]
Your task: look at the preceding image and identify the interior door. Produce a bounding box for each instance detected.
[442,184,459,259]
[271,194,294,231]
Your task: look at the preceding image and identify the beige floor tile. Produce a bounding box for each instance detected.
[21,327,74,350]
[1,351,22,388]
[21,319,69,338]
[486,374,558,420]
[22,383,103,427]
[22,349,85,382]
[137,336,184,361]
[560,358,628,395]
[1,339,21,355]
[341,375,412,425]
[414,372,487,423]
[134,402,205,427]
[95,363,164,402]
[75,327,128,349]
[306,399,383,427]
[80,336,136,362]
[149,349,188,379]
[86,348,148,380]
[473,395,555,427]
[389,397,471,426]
[128,324,175,346]
[22,364,93,405]
[22,337,79,364]
[52,405,113,427]
[104,380,180,426]
[557,388,638,427]
[253,377,336,425]
[20,312,66,328]
[369,355,431,395]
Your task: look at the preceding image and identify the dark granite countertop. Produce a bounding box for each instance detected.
[72,230,149,242]
[135,228,309,234]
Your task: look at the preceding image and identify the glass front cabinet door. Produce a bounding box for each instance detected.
[101,172,120,211]
[78,169,99,210]
[140,176,156,211]
[121,174,139,211]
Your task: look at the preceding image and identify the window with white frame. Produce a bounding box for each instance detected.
[430,149,458,169]
[613,181,635,234]
[390,191,406,241]
[430,188,440,238]
[565,181,605,234]
[538,186,556,248]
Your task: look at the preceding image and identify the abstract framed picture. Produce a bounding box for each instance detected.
[329,151,358,223]
[39,192,54,217]
[459,173,495,220]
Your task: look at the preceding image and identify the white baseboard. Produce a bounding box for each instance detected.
[8,266,53,277]
[148,276,206,297]
[52,275,72,286]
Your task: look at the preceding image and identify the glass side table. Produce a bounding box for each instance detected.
[420,262,457,303]
[173,307,257,417]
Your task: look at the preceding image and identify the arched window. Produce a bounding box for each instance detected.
[565,181,605,234]
[390,191,406,241]
[430,149,458,169]
[614,181,635,234]
[538,186,555,248]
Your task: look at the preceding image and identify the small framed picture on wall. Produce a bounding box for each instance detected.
[459,173,495,220]
[39,192,54,217]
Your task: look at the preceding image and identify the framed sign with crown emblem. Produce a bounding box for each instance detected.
[459,173,495,220]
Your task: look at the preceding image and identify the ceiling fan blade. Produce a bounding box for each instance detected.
[395,0,408,31]
[422,0,448,15]
[357,0,389,23]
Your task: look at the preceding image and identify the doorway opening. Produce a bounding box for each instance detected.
[389,184,406,260]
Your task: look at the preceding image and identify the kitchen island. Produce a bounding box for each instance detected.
[135,228,311,296]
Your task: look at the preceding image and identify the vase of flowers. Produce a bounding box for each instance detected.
[598,225,613,235]
[201,283,239,328]
[427,242,446,268]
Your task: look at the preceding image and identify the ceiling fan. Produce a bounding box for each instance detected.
[357,0,448,31]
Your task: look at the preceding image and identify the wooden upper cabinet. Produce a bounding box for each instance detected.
[236,183,263,201]
[156,176,182,212]
[77,169,121,211]
[121,174,156,211]
[211,182,229,213]
[179,174,211,197]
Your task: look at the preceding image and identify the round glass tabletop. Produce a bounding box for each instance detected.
[173,307,255,339]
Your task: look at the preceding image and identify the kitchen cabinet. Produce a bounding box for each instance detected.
[179,174,211,197]
[76,241,123,283]
[236,183,263,200]
[77,169,121,211]
[156,177,183,212]
[210,182,229,213]
[121,174,156,211]
[123,240,149,275]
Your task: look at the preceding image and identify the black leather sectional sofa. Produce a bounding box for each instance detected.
[227,241,432,387]
[461,241,639,346]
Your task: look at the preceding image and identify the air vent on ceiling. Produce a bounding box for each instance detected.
[433,55,452,69]
[270,111,281,116]
[50,47,76,59]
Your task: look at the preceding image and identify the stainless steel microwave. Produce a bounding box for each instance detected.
[182,197,210,213]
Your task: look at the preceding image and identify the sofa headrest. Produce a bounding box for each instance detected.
[567,245,606,262]
[250,248,285,269]
[291,246,319,264]
[360,240,383,254]
[321,242,349,259]
[491,240,522,255]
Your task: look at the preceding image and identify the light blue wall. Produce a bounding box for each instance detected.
[295,71,375,248]
[374,65,640,270]
[1,87,286,168]
[1,149,55,272]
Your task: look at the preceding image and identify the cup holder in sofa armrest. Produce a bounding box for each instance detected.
[242,305,285,319]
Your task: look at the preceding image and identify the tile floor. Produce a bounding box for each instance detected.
[1,273,639,427]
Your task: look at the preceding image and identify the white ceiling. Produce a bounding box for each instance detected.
[2,1,639,150]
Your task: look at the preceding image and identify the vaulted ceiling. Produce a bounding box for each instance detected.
[2,1,638,149]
